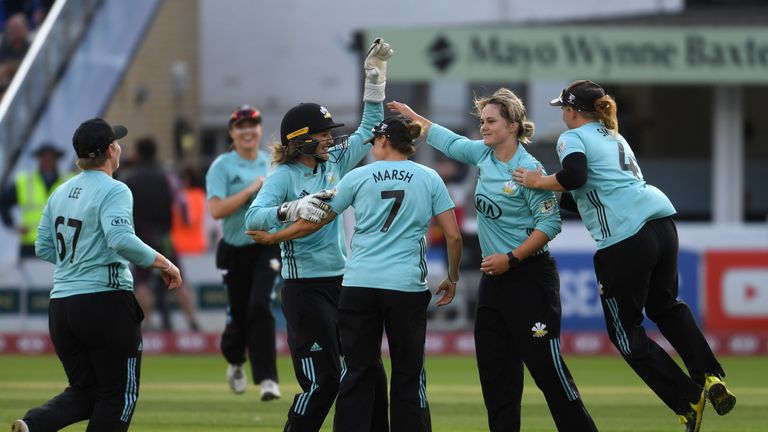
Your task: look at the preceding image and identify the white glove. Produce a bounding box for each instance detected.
[363,37,393,102]
[277,190,335,223]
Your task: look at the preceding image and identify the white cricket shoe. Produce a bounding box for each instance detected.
[226,364,247,394]
[260,379,281,401]
[11,420,29,432]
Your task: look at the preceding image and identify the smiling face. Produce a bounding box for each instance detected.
[479,103,517,148]
[308,130,334,162]
[229,119,262,152]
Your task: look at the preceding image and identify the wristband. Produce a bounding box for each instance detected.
[162,261,172,272]
[507,252,520,269]
[447,275,458,284]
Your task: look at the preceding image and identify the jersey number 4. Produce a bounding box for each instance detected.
[54,216,83,263]
[617,142,641,180]
[380,190,404,233]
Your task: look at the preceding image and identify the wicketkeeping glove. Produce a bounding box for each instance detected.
[363,37,393,102]
[277,190,335,224]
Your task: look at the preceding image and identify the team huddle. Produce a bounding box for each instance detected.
[12,37,736,432]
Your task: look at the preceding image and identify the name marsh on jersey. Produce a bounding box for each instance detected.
[372,169,414,184]
[376,27,768,83]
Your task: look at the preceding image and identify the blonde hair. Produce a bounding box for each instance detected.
[473,88,535,144]
[75,147,110,170]
[389,121,422,157]
[270,139,302,165]
[580,95,619,133]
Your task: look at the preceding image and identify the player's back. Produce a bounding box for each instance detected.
[41,170,136,297]
[330,160,454,292]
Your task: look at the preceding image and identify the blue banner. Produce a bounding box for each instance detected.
[553,249,700,330]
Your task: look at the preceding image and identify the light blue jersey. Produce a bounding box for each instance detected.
[206,150,271,246]
[427,124,561,258]
[36,170,157,299]
[245,101,383,279]
[557,122,676,249]
[328,160,454,292]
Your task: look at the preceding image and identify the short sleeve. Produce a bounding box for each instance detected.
[328,173,357,215]
[431,172,455,216]
[205,157,228,200]
[556,130,586,163]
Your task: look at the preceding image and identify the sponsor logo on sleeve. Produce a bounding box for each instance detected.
[539,198,556,215]
[111,217,132,226]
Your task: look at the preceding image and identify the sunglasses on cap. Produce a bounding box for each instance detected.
[229,106,262,126]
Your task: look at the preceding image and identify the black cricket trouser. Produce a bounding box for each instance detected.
[218,240,280,384]
[475,253,597,432]
[281,277,390,432]
[24,290,143,432]
[334,287,432,432]
[594,216,723,415]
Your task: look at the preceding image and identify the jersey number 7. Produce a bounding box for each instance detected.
[380,190,404,233]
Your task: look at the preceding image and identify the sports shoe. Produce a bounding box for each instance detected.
[260,378,281,401]
[704,374,736,415]
[226,364,247,394]
[678,390,705,432]
[11,419,29,432]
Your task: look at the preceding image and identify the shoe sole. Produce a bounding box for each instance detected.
[11,420,28,432]
[707,383,736,415]
[261,392,280,402]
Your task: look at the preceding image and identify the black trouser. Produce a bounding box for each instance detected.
[23,290,143,432]
[282,278,389,432]
[334,287,432,432]
[594,216,723,415]
[217,240,280,384]
[475,253,597,432]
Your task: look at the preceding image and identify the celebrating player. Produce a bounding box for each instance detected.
[12,118,182,432]
[206,104,281,400]
[514,79,736,432]
[244,38,393,431]
[247,115,462,432]
[390,92,598,432]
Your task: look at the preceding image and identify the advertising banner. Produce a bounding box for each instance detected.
[554,250,700,330]
[706,251,768,331]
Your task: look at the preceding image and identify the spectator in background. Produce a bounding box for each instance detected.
[123,137,200,332]
[171,164,208,256]
[0,142,69,259]
[0,12,30,97]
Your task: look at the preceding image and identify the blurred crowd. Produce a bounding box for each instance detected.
[0,1,54,99]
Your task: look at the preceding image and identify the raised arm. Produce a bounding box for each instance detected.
[389,100,486,165]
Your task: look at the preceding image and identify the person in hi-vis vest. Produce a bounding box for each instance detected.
[0,142,71,258]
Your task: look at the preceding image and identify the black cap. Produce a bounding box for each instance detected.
[280,103,344,146]
[364,116,411,145]
[229,105,261,128]
[72,118,127,159]
[34,142,64,158]
[550,80,605,112]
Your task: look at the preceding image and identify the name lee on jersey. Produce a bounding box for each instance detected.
[372,169,413,184]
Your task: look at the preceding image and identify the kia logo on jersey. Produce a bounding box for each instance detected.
[723,269,768,316]
[474,194,502,219]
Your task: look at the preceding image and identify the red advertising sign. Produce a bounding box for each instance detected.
[706,251,768,331]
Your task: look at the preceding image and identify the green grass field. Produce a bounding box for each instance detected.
[1,355,766,431]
